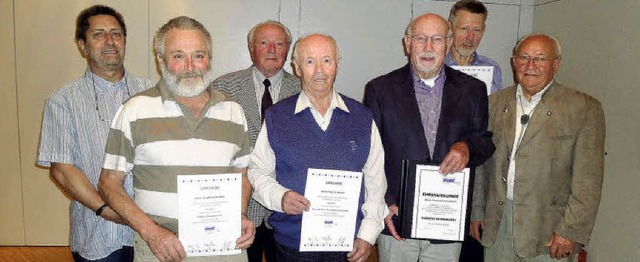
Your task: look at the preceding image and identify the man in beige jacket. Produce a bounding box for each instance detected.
[470,33,605,261]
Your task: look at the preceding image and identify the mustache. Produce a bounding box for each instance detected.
[418,52,436,59]
[176,70,204,80]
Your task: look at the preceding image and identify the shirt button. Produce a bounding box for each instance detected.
[502,177,507,182]
[499,201,504,205]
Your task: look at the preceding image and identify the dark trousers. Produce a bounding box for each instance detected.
[72,246,133,262]
[247,222,278,262]
[276,242,348,262]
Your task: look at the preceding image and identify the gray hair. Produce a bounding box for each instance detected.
[291,33,341,63]
[513,33,562,59]
[247,20,292,47]
[154,16,213,58]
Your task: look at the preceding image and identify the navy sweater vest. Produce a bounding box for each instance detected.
[265,93,372,249]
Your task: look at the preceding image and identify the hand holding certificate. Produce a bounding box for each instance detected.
[177,173,242,257]
[300,168,362,252]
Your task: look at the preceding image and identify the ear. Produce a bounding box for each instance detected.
[403,35,411,55]
[77,40,86,53]
[292,61,301,77]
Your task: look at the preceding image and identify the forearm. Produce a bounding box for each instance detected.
[98,169,158,236]
[50,163,105,212]
[234,167,251,215]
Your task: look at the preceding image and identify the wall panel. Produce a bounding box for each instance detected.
[0,0,25,245]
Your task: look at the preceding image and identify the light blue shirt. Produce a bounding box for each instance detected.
[445,51,503,94]
[37,69,152,259]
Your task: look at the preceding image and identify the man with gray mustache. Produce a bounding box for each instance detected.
[98,16,254,262]
[363,13,494,261]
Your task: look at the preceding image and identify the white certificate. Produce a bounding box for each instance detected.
[177,173,241,257]
[411,166,470,241]
[299,168,363,252]
[451,65,494,96]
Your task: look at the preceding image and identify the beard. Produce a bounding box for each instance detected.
[160,63,215,98]
[414,52,440,78]
[455,43,476,57]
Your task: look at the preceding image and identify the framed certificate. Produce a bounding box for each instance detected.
[450,65,494,96]
[177,173,242,256]
[299,168,363,252]
[397,161,470,241]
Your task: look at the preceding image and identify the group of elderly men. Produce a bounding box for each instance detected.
[37,1,605,262]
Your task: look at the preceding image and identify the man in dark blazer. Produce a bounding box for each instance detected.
[212,20,301,262]
[363,13,494,261]
[470,34,605,261]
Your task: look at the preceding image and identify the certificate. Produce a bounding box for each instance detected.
[299,168,362,252]
[410,165,470,241]
[177,173,241,257]
[450,65,494,96]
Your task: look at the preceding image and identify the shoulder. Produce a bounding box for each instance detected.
[367,64,410,87]
[548,83,602,109]
[213,68,252,85]
[46,77,86,104]
[476,54,501,68]
[340,94,373,117]
[445,65,486,94]
[127,74,155,90]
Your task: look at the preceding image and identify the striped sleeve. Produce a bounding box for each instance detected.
[103,104,135,173]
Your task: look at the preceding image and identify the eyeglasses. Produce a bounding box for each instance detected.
[513,55,558,65]
[409,34,448,45]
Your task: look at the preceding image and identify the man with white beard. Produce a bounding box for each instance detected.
[98,16,254,262]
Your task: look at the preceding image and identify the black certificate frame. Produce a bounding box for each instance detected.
[397,160,471,241]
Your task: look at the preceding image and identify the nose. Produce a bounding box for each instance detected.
[267,42,276,53]
[525,57,536,69]
[185,56,194,72]
[105,33,115,45]
[424,38,435,51]
[465,30,475,41]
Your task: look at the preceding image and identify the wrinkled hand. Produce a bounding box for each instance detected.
[384,204,403,241]
[281,190,310,215]
[347,238,372,262]
[546,233,576,259]
[141,225,186,262]
[236,215,255,249]
[469,220,483,243]
[439,142,469,175]
[99,206,126,225]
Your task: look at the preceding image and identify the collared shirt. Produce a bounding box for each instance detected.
[103,81,251,233]
[37,68,153,259]
[506,81,553,199]
[252,66,283,116]
[444,51,503,94]
[411,66,446,158]
[248,90,388,245]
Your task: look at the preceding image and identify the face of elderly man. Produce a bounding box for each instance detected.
[159,28,214,97]
[293,34,338,95]
[403,14,452,79]
[512,35,561,98]
[250,24,290,78]
[79,14,126,72]
[451,10,485,58]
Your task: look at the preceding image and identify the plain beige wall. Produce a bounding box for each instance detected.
[0,0,25,244]
[7,1,636,260]
[533,0,640,261]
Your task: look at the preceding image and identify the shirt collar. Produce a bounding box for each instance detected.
[410,64,446,88]
[84,68,127,89]
[252,66,283,85]
[444,51,478,66]
[295,89,349,114]
[516,80,554,105]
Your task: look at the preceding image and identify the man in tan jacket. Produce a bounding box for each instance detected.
[470,33,605,261]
